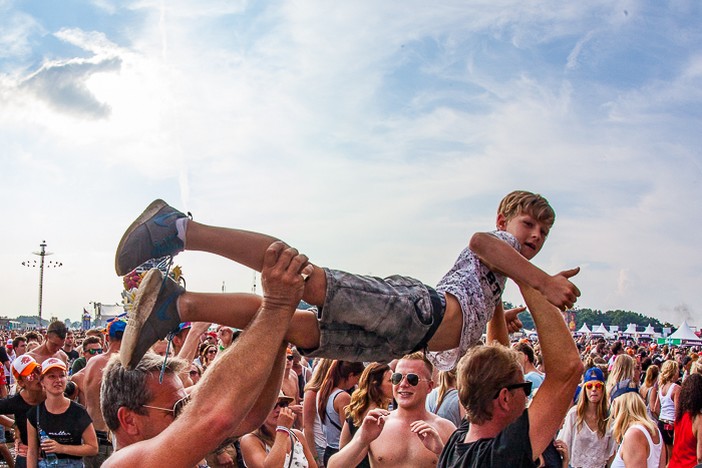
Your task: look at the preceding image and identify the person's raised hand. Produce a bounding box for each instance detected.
[504,306,526,333]
[277,406,296,429]
[410,420,444,454]
[261,241,314,312]
[542,267,581,311]
[357,408,389,445]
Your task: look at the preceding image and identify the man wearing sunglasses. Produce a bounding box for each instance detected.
[329,353,456,468]
[101,242,313,468]
[439,286,583,467]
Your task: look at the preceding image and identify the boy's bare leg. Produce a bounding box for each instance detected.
[178,291,321,349]
[184,221,328,305]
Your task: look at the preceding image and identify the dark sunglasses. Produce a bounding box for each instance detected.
[390,372,429,386]
[86,348,103,355]
[286,355,294,361]
[494,381,533,399]
[142,395,191,419]
[275,400,290,409]
[189,370,200,376]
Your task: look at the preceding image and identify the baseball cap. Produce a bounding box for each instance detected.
[12,355,39,380]
[106,316,128,338]
[176,322,192,333]
[41,358,67,376]
[583,367,605,383]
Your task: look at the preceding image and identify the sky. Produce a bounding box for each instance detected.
[1,1,701,329]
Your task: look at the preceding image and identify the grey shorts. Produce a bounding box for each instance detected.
[299,268,445,362]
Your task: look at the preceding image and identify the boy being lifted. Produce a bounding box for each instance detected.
[116,191,580,370]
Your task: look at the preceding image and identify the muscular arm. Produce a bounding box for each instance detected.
[104,243,313,468]
[470,232,580,309]
[521,285,583,460]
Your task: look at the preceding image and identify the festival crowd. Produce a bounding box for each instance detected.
[0,191,699,468]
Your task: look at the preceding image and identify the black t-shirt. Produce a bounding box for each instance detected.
[27,401,92,460]
[345,415,370,468]
[438,409,536,468]
[0,393,35,444]
[64,349,79,363]
[0,347,9,364]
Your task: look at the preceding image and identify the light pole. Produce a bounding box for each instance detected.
[22,240,62,325]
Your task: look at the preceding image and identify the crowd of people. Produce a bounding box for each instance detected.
[0,191,699,467]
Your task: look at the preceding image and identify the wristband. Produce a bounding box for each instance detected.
[276,426,289,434]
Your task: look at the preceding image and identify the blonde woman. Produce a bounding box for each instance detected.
[558,368,615,468]
[606,354,636,404]
[639,365,659,420]
[651,360,680,464]
[302,359,334,467]
[425,369,464,427]
[610,391,664,468]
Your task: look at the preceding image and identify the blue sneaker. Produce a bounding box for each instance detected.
[120,268,185,369]
[115,199,188,276]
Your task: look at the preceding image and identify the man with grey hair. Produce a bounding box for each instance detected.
[100,242,313,467]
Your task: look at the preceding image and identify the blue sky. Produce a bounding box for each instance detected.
[1,1,701,328]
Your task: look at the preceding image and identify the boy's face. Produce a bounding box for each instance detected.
[497,212,550,260]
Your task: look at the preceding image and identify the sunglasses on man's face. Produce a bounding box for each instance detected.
[494,381,533,399]
[142,395,191,419]
[86,348,103,355]
[275,400,290,409]
[390,372,429,386]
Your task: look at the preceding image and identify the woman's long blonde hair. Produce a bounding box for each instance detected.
[658,360,679,386]
[345,363,391,426]
[606,354,635,396]
[303,359,334,393]
[575,380,610,437]
[611,392,658,443]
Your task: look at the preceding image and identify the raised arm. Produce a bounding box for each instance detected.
[105,242,313,468]
[328,409,389,468]
[469,232,580,309]
[520,285,583,460]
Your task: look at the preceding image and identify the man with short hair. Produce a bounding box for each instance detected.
[62,329,80,364]
[100,242,313,467]
[329,352,456,468]
[71,336,104,375]
[513,341,544,399]
[438,286,583,467]
[28,320,68,364]
[12,336,28,357]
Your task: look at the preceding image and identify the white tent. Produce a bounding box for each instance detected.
[592,323,612,338]
[623,323,638,335]
[667,321,702,345]
[641,324,656,336]
[577,323,591,335]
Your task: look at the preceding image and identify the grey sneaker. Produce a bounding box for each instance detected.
[120,268,185,369]
[115,199,188,276]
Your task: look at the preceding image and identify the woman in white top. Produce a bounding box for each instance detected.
[241,392,318,468]
[558,367,615,468]
[651,360,680,465]
[610,390,664,468]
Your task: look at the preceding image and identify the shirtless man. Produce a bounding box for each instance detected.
[281,347,300,403]
[79,317,126,467]
[28,321,68,365]
[328,352,456,468]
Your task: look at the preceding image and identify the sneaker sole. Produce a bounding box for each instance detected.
[120,268,163,369]
[115,199,168,276]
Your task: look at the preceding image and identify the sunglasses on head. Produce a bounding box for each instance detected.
[494,381,533,399]
[142,395,191,419]
[584,381,604,390]
[86,348,103,355]
[390,372,429,386]
[275,400,290,409]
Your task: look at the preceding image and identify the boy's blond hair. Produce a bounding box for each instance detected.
[498,190,555,228]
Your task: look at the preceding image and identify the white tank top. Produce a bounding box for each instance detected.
[658,383,677,422]
[610,424,662,468]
